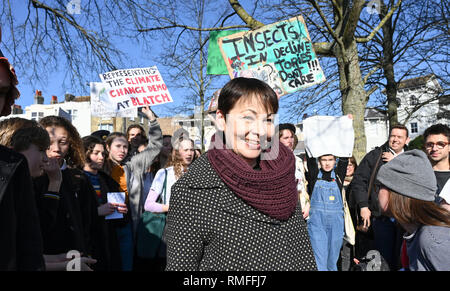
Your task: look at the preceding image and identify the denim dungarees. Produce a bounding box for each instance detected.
[307,170,344,271]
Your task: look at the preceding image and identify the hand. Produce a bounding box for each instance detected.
[44,157,62,192]
[142,106,156,121]
[347,114,353,120]
[44,252,71,263]
[382,151,394,163]
[360,207,371,229]
[97,203,117,216]
[302,203,310,219]
[79,257,97,271]
[113,203,128,214]
[162,204,169,213]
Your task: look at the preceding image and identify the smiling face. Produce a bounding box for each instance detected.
[45,126,70,164]
[216,95,275,167]
[346,160,356,177]
[389,128,410,154]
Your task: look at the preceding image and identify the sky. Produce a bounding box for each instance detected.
[3,0,325,123]
[3,1,446,125]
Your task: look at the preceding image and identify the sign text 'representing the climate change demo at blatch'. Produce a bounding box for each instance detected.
[218,15,326,97]
[96,66,173,113]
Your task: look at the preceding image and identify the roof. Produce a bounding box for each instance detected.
[397,74,436,90]
[364,107,387,120]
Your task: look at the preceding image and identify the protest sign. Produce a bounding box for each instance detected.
[218,15,326,97]
[303,115,354,158]
[207,30,246,75]
[97,66,173,113]
[90,82,137,118]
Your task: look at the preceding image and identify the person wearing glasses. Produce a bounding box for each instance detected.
[423,124,450,212]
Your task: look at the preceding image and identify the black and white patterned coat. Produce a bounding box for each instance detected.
[165,153,317,271]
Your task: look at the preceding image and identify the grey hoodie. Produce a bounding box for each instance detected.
[124,119,163,238]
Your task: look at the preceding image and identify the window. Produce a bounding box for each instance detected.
[410,122,418,134]
[410,95,419,105]
[99,123,113,132]
[31,112,37,117]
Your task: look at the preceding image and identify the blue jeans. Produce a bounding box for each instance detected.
[307,171,344,271]
[116,222,134,271]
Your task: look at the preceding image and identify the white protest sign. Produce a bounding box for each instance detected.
[90,82,138,118]
[303,115,354,158]
[105,192,126,220]
[97,66,173,113]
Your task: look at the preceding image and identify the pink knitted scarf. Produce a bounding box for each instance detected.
[207,133,298,221]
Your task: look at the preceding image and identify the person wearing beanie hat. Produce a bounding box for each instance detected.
[376,149,450,271]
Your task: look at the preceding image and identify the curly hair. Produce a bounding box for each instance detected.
[165,137,194,179]
[39,115,85,168]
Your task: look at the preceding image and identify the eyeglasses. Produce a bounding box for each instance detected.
[425,141,449,150]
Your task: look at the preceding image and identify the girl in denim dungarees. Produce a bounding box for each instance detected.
[306,154,348,271]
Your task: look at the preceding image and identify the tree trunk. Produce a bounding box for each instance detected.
[380,2,399,129]
[337,41,368,163]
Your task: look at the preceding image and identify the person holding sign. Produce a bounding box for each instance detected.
[304,115,351,271]
[82,135,123,271]
[165,77,317,271]
[104,106,163,271]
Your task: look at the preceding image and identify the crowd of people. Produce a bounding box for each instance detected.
[0,56,449,271]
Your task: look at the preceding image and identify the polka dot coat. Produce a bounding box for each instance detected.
[165,154,317,271]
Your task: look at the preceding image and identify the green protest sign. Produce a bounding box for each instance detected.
[207,30,246,75]
[218,15,326,97]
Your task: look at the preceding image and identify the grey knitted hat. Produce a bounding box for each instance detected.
[377,149,437,201]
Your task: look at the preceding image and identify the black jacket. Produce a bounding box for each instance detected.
[89,170,122,271]
[166,154,317,271]
[33,167,99,256]
[0,146,45,270]
[351,142,408,217]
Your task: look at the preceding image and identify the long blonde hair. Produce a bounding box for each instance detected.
[165,137,194,180]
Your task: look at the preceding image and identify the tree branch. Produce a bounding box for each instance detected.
[228,0,264,29]
[356,0,402,43]
[138,24,250,32]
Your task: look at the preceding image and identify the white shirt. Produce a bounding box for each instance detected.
[150,166,177,205]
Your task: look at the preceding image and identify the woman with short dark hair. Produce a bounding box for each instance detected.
[165,77,317,271]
